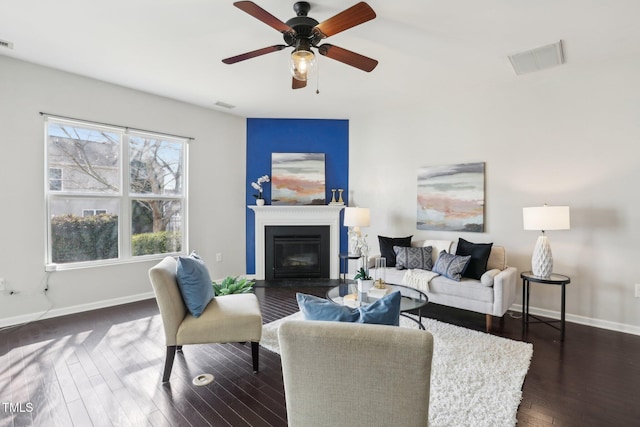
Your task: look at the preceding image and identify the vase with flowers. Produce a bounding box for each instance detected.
[251,175,270,205]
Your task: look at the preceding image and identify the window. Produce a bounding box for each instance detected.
[49,167,63,191]
[82,209,108,217]
[45,117,188,269]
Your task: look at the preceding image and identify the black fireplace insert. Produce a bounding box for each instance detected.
[265,225,330,280]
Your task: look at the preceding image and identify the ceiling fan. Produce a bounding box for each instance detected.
[222,1,378,89]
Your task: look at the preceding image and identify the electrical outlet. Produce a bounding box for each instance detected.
[635,284,640,298]
[0,278,5,291]
[216,253,223,262]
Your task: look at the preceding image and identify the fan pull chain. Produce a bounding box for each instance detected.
[316,55,320,94]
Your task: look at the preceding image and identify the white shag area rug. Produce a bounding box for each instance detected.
[261,312,533,427]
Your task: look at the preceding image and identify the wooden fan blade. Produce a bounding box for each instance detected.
[222,45,287,64]
[292,77,307,89]
[318,44,378,72]
[234,1,295,34]
[313,2,376,39]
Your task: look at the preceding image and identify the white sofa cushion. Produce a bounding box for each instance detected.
[428,276,494,303]
[422,240,453,265]
[487,246,507,270]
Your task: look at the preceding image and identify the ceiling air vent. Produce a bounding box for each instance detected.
[508,40,564,75]
[214,101,235,109]
[0,39,14,49]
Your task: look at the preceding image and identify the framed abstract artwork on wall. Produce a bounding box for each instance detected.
[417,162,485,232]
[271,153,326,205]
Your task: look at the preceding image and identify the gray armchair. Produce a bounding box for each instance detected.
[278,320,434,427]
[149,256,262,382]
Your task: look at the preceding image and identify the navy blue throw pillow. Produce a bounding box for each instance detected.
[456,238,493,280]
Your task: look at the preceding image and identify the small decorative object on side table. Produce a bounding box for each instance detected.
[521,271,571,341]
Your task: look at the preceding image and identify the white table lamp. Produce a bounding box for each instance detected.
[344,207,370,256]
[523,205,570,278]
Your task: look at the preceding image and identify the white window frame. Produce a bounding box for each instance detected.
[44,116,189,271]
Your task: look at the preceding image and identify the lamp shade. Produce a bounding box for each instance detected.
[343,207,370,227]
[523,206,570,231]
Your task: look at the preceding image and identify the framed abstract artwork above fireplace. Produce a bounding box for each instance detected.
[271,152,326,205]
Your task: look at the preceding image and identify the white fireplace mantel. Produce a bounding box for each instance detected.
[249,205,344,280]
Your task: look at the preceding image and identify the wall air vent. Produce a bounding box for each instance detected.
[214,101,236,109]
[0,39,14,49]
[508,40,564,75]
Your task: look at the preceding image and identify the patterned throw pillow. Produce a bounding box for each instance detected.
[378,235,412,267]
[394,246,433,270]
[432,251,471,281]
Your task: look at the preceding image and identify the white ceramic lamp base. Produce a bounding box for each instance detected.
[531,234,553,278]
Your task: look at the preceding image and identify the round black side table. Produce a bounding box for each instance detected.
[521,271,571,341]
[339,253,362,283]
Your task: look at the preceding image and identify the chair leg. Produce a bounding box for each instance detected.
[162,345,177,383]
[485,314,493,332]
[251,341,259,373]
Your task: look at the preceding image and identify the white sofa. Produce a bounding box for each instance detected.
[368,239,518,331]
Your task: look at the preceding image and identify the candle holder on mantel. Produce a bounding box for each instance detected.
[329,189,337,204]
[329,188,344,205]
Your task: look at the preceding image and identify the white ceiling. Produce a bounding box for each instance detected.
[2,0,639,119]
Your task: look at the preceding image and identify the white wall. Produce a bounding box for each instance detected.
[0,56,246,325]
[2,52,639,335]
[349,56,640,334]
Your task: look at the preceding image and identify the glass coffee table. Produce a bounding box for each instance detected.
[326,283,429,329]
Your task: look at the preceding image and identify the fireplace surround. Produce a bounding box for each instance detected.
[249,205,343,280]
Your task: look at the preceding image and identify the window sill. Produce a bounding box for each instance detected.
[45,252,185,272]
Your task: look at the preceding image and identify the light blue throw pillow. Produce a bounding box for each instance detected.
[296,291,402,326]
[176,252,214,318]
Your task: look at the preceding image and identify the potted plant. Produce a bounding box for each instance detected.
[354,267,374,294]
[251,175,270,206]
[212,276,255,296]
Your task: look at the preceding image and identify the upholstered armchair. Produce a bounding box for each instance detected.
[278,320,434,427]
[149,256,262,382]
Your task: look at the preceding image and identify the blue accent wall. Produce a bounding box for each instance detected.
[246,118,349,274]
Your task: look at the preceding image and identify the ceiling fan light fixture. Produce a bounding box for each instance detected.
[290,49,315,81]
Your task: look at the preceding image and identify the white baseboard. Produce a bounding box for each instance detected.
[0,291,155,328]
[510,304,640,337]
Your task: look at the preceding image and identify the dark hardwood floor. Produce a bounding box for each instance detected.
[1,284,639,426]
